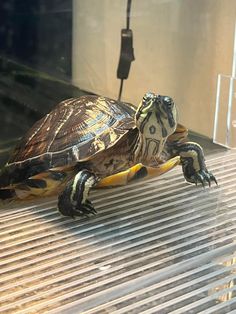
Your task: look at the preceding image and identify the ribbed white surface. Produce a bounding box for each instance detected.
[0,151,236,314]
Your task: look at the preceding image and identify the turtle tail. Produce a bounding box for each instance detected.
[0,189,16,200]
[0,167,17,201]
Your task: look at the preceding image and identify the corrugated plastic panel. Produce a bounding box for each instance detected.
[0,151,236,313]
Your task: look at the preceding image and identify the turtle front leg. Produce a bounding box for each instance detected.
[58,170,97,217]
[173,142,217,186]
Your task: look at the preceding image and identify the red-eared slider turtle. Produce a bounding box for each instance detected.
[0,93,217,217]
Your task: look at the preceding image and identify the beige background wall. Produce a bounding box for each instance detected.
[72,0,236,138]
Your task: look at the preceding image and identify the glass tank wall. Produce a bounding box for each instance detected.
[0,0,79,164]
[72,0,236,143]
[0,0,236,151]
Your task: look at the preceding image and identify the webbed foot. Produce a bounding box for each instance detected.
[186,169,217,187]
[59,199,97,218]
[174,142,217,188]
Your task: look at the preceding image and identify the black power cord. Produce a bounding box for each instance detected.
[117,0,135,101]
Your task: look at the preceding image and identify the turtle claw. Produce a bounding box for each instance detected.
[206,176,211,187]
[207,171,218,186]
[211,174,218,186]
[58,194,97,218]
[196,173,205,188]
[72,200,97,218]
[188,169,217,188]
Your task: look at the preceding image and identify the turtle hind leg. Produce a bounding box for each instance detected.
[96,156,180,188]
[12,169,71,199]
[58,170,97,218]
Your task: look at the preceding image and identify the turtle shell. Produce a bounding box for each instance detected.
[0,95,136,187]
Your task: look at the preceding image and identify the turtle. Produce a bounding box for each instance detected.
[0,92,217,217]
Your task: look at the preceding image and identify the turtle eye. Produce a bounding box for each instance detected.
[163,96,173,108]
[164,96,171,102]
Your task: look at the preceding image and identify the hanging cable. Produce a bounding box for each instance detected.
[118,79,124,102]
[126,0,132,30]
[117,0,135,101]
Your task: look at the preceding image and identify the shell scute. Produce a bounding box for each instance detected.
[0,95,136,187]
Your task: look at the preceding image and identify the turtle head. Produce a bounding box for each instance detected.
[135,92,177,139]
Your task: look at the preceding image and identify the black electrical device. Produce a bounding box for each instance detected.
[117,0,134,101]
[117,29,135,80]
